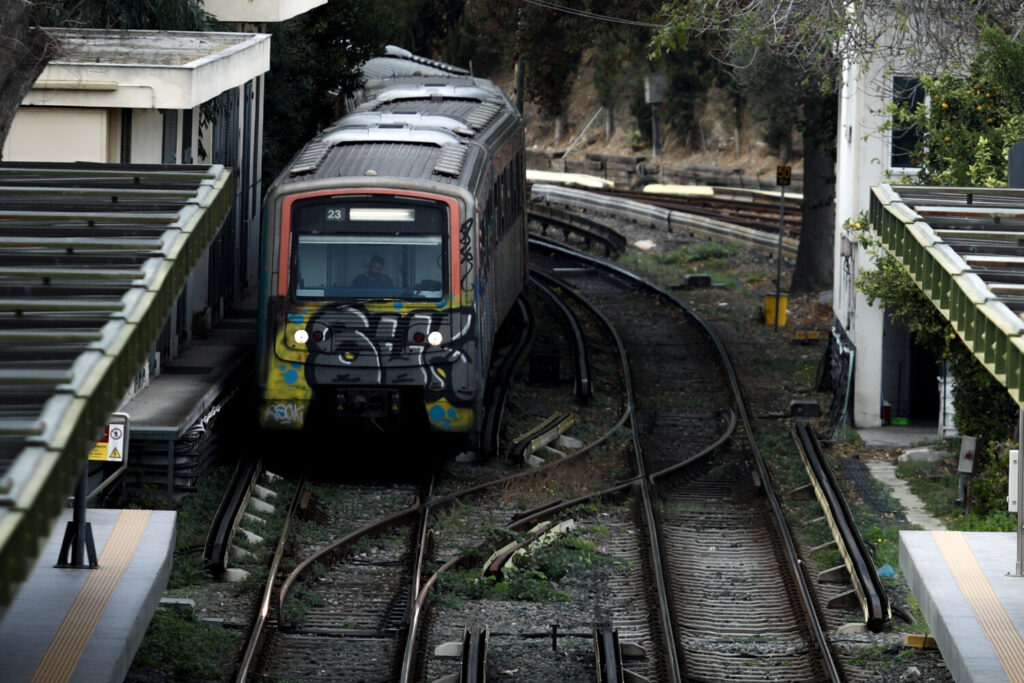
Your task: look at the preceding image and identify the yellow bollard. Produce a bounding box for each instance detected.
[764,293,788,326]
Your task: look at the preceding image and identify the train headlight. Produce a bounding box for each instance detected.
[293,329,309,344]
[427,331,443,346]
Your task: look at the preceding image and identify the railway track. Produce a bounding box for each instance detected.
[241,475,424,681]
[602,185,802,236]
[201,227,885,681]
[529,238,838,681]
[530,182,800,258]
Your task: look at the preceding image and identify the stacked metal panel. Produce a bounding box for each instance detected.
[0,162,232,610]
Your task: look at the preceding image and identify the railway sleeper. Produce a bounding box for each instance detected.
[509,412,575,463]
[818,563,851,583]
[827,589,862,610]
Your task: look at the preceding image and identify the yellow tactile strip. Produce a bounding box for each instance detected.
[933,530,1024,682]
[30,509,151,683]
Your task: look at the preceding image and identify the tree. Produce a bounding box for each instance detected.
[854,26,1024,517]
[653,0,1024,293]
[47,0,211,30]
[0,1,57,154]
[895,25,1024,187]
[262,0,391,183]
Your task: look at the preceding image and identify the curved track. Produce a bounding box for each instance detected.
[222,232,840,681]
[529,237,839,681]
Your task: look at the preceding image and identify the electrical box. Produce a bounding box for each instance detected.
[1010,449,1019,513]
[644,74,667,105]
[958,435,977,474]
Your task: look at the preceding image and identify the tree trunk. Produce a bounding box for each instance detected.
[554,104,567,143]
[790,93,836,293]
[604,106,614,142]
[0,1,57,156]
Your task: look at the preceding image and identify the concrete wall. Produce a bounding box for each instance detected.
[3,108,110,162]
[834,40,924,427]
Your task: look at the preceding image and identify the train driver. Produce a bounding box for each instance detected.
[352,254,394,288]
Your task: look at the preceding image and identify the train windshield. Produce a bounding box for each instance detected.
[290,197,447,300]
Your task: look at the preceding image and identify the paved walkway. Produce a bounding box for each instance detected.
[855,424,947,530]
[865,460,946,531]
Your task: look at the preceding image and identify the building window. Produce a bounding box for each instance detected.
[891,76,924,168]
[120,109,132,163]
[161,110,178,164]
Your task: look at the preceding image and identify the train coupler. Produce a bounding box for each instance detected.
[336,389,401,418]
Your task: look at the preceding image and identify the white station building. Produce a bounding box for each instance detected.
[833,46,955,432]
[4,27,270,370]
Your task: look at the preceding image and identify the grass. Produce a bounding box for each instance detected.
[619,247,737,287]
[131,607,240,679]
[896,458,961,520]
[897,452,1017,531]
[432,522,626,608]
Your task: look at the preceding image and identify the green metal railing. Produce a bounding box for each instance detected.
[870,184,1024,407]
[0,163,233,609]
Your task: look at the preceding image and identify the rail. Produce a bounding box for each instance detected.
[481,296,534,458]
[530,273,592,402]
[235,472,307,682]
[529,201,627,255]
[531,182,799,258]
[204,455,261,576]
[792,422,891,632]
[528,236,841,681]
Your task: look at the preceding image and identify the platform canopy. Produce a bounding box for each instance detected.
[0,162,233,609]
[871,184,1024,407]
[23,28,270,110]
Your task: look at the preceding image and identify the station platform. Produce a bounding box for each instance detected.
[0,508,175,683]
[901,531,1024,682]
[122,302,256,501]
[0,304,255,681]
[126,305,255,437]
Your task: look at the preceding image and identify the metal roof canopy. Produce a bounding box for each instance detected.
[0,161,233,609]
[870,184,1024,408]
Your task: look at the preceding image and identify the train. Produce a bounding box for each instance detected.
[256,46,528,451]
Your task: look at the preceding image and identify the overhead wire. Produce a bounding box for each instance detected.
[520,0,665,29]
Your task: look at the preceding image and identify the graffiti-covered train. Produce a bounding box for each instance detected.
[257,47,527,450]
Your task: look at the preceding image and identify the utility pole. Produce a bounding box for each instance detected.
[644,74,666,159]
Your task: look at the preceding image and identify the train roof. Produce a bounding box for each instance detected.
[276,55,520,194]
[361,45,471,79]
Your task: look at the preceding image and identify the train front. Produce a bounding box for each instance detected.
[258,187,479,436]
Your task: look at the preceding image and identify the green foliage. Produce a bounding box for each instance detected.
[132,609,239,679]
[853,215,1017,450]
[949,510,1016,531]
[435,526,623,607]
[968,442,1014,517]
[281,584,326,625]
[262,1,390,183]
[40,0,212,30]
[165,463,232,590]
[894,25,1024,186]
[897,458,961,519]
[383,0,467,61]
[898,451,1017,528]
[657,242,738,264]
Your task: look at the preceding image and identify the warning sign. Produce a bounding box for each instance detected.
[89,422,126,462]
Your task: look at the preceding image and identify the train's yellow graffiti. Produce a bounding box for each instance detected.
[262,311,313,427]
[425,397,473,431]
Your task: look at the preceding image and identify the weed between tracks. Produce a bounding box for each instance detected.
[432,521,627,608]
